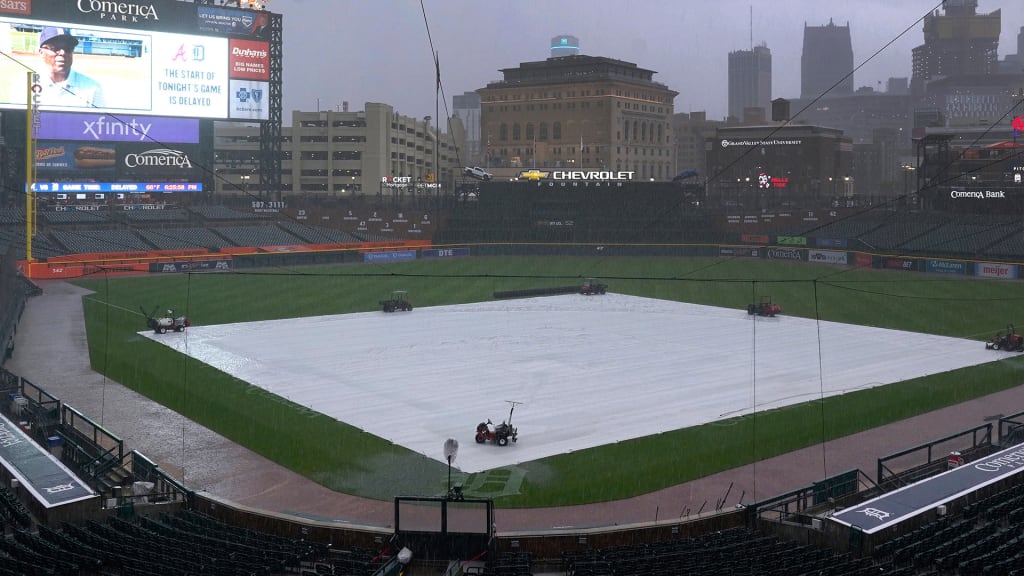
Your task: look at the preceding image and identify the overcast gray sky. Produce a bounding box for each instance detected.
[269,0,1024,123]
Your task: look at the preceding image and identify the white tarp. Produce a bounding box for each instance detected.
[144,294,999,473]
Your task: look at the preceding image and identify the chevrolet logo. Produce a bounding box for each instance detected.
[518,170,550,181]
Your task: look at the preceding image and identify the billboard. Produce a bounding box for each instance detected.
[35,112,199,142]
[0,0,271,121]
[975,262,1018,280]
[35,140,200,178]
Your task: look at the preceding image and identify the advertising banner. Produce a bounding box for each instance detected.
[228,39,269,80]
[421,247,470,259]
[17,0,199,33]
[777,236,808,246]
[884,258,918,272]
[365,250,417,263]
[150,260,231,273]
[815,238,848,249]
[808,250,848,265]
[740,234,769,244]
[853,252,872,268]
[228,79,269,120]
[765,247,805,261]
[198,6,270,38]
[118,143,200,178]
[0,0,30,16]
[35,141,116,172]
[35,112,199,143]
[925,260,968,275]
[975,262,1019,280]
[719,246,759,258]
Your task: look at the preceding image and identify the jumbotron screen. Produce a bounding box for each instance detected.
[0,0,273,121]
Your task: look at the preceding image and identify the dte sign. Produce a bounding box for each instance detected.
[421,247,469,259]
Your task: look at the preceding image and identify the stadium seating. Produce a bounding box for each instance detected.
[211,224,306,247]
[40,210,114,226]
[277,220,362,244]
[50,229,154,254]
[189,205,268,221]
[0,208,24,226]
[121,208,189,224]
[137,226,234,251]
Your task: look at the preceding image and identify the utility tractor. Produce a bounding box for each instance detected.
[475,401,521,446]
[747,297,782,317]
[380,290,413,313]
[986,324,1024,351]
[579,278,608,295]
[141,306,190,334]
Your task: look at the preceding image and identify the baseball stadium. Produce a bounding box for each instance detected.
[2,1,1024,576]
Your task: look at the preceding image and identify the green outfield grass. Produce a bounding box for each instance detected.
[77,256,1024,507]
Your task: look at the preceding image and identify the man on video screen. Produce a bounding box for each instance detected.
[37,26,106,108]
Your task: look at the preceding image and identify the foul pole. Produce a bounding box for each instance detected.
[24,71,36,262]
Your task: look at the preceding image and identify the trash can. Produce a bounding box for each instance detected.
[47,436,63,459]
[8,394,25,416]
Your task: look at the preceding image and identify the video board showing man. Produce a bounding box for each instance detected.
[0,19,152,113]
[36,26,106,108]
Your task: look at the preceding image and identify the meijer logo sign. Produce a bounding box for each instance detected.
[975,263,1018,279]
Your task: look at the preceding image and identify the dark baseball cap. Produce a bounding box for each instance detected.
[39,27,79,48]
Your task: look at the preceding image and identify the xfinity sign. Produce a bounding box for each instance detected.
[35,113,200,143]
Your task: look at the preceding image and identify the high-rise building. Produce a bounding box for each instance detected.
[910,0,1000,94]
[478,55,678,180]
[727,44,772,122]
[673,111,723,180]
[550,35,580,58]
[801,19,854,99]
[452,91,482,165]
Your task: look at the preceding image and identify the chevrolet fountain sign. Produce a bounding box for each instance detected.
[518,170,635,181]
[553,170,634,180]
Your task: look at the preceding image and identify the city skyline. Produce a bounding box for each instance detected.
[270,0,1024,123]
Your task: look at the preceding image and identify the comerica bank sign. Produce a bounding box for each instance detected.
[950,190,1006,199]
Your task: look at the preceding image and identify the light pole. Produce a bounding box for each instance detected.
[443,438,460,500]
[901,164,915,206]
